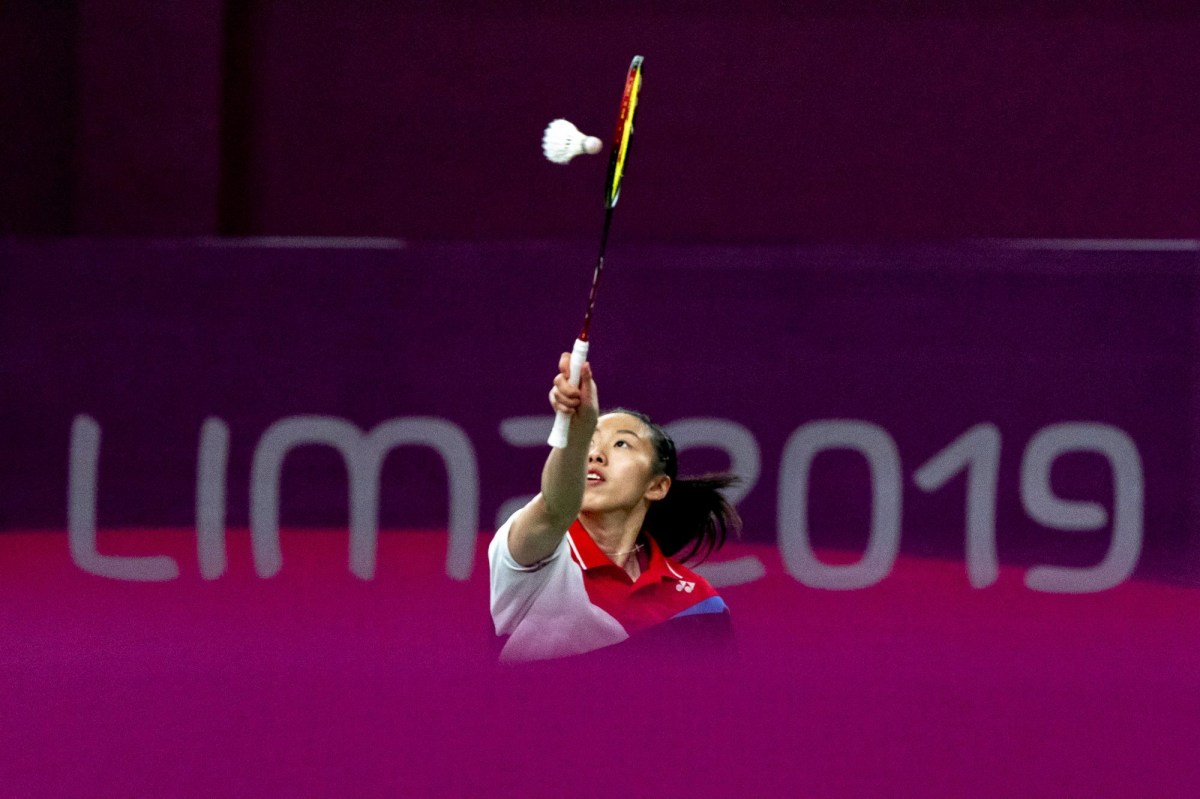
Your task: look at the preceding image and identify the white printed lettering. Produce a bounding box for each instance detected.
[1020,423,1144,593]
[250,416,479,581]
[67,414,180,582]
[914,424,1002,588]
[778,420,901,590]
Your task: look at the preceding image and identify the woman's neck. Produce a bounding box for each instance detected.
[579,508,646,576]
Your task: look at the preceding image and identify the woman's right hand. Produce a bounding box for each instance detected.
[549,352,599,424]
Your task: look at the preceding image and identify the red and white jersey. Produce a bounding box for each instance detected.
[488,514,730,662]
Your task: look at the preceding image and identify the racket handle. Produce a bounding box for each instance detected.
[547,337,590,449]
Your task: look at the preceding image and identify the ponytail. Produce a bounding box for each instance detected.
[643,473,742,564]
[606,408,743,564]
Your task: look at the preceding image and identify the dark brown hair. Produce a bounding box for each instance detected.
[605,408,742,564]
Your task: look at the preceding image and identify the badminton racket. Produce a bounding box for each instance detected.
[548,54,644,449]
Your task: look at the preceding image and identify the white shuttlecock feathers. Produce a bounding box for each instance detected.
[542,119,603,164]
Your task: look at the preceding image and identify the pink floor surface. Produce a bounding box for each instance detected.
[3,529,1198,797]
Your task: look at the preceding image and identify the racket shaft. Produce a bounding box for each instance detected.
[579,207,614,340]
[547,337,590,448]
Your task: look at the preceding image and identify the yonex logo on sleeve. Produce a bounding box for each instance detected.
[676,580,696,593]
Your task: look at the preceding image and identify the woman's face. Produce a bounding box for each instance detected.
[581,413,671,514]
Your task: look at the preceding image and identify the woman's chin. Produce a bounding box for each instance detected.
[580,496,607,514]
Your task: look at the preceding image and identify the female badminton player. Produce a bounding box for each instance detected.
[488,353,740,662]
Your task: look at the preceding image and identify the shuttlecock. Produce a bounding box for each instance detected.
[542,119,603,164]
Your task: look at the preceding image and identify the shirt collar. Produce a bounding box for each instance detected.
[567,520,684,586]
[566,520,609,570]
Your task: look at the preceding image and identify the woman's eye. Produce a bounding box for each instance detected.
[615,440,629,448]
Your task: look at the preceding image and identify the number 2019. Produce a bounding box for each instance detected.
[773,421,1143,594]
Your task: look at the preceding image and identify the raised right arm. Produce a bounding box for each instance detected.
[506,353,598,566]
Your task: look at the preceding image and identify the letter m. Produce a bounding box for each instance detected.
[250,416,478,581]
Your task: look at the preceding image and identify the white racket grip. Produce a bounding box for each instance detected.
[547,337,590,449]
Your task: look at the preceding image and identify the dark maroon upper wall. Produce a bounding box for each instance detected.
[0,1,79,235]
[4,3,1199,242]
[72,0,225,235]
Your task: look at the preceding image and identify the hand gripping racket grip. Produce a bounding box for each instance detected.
[547,338,590,449]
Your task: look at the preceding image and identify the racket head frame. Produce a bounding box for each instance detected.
[604,55,644,212]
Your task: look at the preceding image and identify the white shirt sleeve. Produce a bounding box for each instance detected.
[487,511,630,661]
[487,511,569,636]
